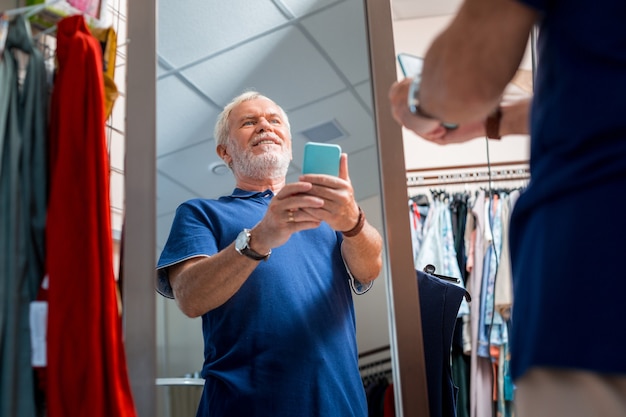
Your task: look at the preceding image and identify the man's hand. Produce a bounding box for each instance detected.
[420,119,487,144]
[390,77,531,144]
[251,182,327,254]
[298,153,360,233]
[388,77,447,139]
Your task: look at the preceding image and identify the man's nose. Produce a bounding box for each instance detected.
[256,118,272,132]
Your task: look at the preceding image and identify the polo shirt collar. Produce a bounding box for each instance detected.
[230,188,274,199]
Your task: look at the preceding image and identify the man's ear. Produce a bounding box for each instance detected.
[216,144,231,166]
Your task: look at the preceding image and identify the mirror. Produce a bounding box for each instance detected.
[144,4,524,414]
[124,0,429,414]
[151,0,403,415]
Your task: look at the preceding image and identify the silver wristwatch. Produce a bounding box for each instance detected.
[235,229,271,261]
[407,74,459,130]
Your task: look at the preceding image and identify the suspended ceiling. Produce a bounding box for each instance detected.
[155,0,463,251]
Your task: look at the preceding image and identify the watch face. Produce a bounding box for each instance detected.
[235,230,250,251]
[234,229,271,261]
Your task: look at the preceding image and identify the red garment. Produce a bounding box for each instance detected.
[45,15,136,417]
[384,382,395,417]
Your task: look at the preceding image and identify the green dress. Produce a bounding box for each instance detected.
[0,14,48,417]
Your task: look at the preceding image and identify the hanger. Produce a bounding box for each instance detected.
[410,193,430,206]
[423,264,472,302]
[32,25,56,41]
[2,0,62,18]
[1,0,64,55]
[5,13,36,54]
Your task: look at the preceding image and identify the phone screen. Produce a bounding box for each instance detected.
[302,142,341,176]
[397,53,423,77]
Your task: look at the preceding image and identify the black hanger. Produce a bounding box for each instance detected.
[410,193,430,206]
[423,264,471,302]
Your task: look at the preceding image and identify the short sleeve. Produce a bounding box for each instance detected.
[156,200,220,298]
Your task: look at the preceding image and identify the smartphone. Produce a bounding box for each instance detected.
[302,142,341,176]
[397,53,423,77]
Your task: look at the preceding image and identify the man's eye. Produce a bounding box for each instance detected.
[270,119,281,124]
[242,121,255,126]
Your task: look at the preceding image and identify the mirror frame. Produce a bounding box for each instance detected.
[125,0,157,415]
[363,1,429,415]
[124,0,428,415]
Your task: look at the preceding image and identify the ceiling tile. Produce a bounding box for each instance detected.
[158,0,289,67]
[180,26,348,110]
[345,147,382,201]
[354,80,373,112]
[300,0,370,85]
[157,76,218,157]
[158,140,236,199]
[279,0,341,17]
[156,174,201,217]
[288,90,376,162]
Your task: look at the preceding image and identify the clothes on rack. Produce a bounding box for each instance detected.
[412,195,470,317]
[448,194,471,417]
[362,366,393,417]
[0,13,49,417]
[477,192,515,417]
[43,14,136,417]
[90,25,119,118]
[465,190,493,417]
[417,269,468,417]
[408,186,524,417]
[359,268,468,417]
[410,192,469,417]
[1,9,134,417]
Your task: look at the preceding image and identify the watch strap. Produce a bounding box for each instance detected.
[341,206,365,238]
[240,246,270,261]
[236,229,271,261]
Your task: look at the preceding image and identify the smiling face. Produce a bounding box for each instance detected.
[219,97,293,182]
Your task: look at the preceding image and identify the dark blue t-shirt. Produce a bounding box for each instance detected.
[157,189,367,417]
[510,0,626,380]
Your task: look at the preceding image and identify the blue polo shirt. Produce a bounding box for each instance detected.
[157,189,367,417]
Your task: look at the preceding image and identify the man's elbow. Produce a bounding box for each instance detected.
[363,255,384,283]
[173,290,205,318]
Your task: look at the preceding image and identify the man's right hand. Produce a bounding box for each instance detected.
[251,182,326,254]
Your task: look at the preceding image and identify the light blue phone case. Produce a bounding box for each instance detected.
[302,142,341,176]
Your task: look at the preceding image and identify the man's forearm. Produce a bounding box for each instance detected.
[169,246,259,317]
[419,0,537,124]
[341,221,383,284]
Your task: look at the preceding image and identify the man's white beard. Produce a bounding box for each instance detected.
[230,144,291,180]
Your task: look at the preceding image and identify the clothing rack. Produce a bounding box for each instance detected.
[359,344,391,359]
[407,160,529,190]
[358,345,393,390]
[1,0,106,34]
[1,0,61,18]
[358,345,392,381]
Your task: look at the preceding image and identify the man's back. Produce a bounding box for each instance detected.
[509,0,626,381]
